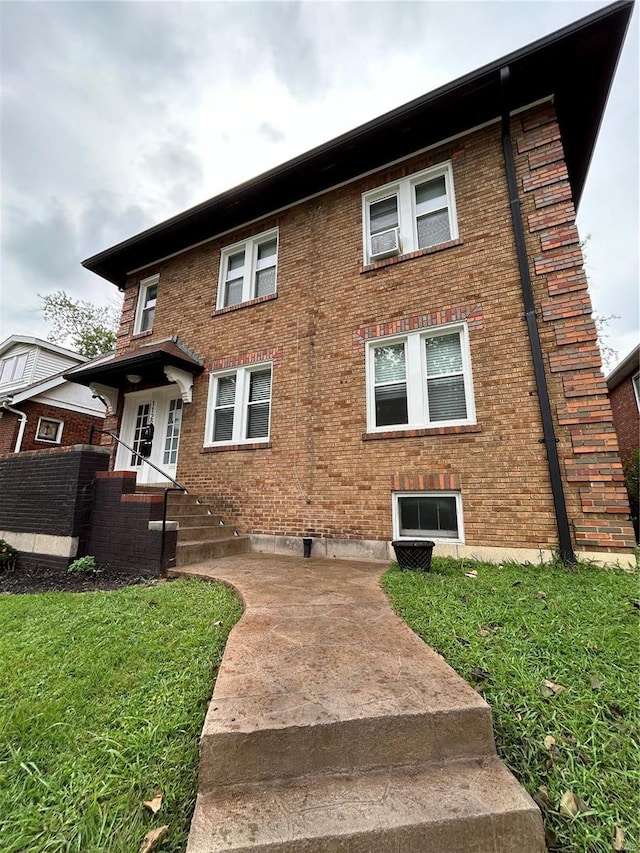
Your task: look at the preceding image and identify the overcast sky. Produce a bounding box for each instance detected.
[1,1,637,368]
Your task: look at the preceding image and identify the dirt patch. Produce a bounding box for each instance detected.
[0,563,160,595]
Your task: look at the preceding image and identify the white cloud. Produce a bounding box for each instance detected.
[0,1,637,365]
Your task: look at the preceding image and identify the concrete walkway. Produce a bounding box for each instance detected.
[170,554,544,853]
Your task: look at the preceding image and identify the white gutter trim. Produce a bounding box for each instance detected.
[1,402,27,453]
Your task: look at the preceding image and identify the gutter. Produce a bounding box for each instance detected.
[500,65,576,566]
[1,401,27,453]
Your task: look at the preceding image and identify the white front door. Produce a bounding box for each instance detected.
[116,387,184,485]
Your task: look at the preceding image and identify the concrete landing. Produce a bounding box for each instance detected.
[169,554,545,853]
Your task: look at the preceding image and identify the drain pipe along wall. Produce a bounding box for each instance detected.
[500,65,576,566]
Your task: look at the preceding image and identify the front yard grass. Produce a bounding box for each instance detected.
[383,557,639,853]
[0,578,242,853]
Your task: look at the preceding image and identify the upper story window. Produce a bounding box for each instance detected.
[205,364,272,446]
[134,274,159,334]
[633,372,640,411]
[0,353,28,385]
[217,229,278,309]
[362,162,457,264]
[366,323,475,433]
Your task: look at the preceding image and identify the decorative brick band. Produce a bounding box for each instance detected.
[212,293,278,316]
[538,224,580,253]
[562,373,608,399]
[364,425,482,441]
[579,485,630,514]
[541,291,591,322]
[554,316,598,347]
[534,246,584,276]
[573,520,636,550]
[546,269,588,297]
[570,425,620,455]
[556,398,614,426]
[207,347,283,371]
[522,161,569,194]
[528,201,576,233]
[532,183,573,210]
[390,472,461,491]
[564,456,624,483]
[353,302,484,350]
[360,238,463,273]
[527,139,564,170]
[202,442,272,453]
[548,344,601,373]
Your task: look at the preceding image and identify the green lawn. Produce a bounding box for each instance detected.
[0,579,242,853]
[383,557,640,853]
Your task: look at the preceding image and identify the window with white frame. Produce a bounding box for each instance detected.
[366,324,475,432]
[362,162,457,263]
[205,364,272,445]
[218,230,278,309]
[36,417,64,444]
[633,372,640,411]
[0,353,28,385]
[134,274,159,334]
[393,492,464,542]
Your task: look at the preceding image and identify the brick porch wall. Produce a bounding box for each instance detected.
[0,400,103,456]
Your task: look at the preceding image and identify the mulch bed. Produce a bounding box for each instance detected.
[0,563,161,595]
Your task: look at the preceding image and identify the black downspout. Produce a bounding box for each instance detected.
[500,65,575,565]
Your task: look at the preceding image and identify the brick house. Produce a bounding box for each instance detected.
[607,345,640,469]
[0,335,105,455]
[67,3,636,567]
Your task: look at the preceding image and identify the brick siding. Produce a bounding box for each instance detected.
[609,377,640,467]
[105,102,634,556]
[0,399,103,456]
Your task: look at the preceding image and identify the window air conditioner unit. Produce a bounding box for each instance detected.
[369,227,401,260]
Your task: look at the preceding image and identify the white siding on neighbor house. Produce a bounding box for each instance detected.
[31,349,80,384]
[0,344,37,393]
[36,381,106,417]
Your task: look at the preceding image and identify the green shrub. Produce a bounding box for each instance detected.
[67,555,100,575]
[0,539,18,571]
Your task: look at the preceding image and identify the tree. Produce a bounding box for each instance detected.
[40,291,121,358]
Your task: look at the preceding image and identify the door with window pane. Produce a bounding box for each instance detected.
[116,389,184,484]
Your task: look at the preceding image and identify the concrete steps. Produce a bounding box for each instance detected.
[187,758,543,853]
[176,555,545,853]
[135,489,249,567]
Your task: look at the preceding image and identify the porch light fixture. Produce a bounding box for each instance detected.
[126,373,142,384]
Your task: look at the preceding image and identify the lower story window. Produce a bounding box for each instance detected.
[205,364,272,446]
[36,417,64,444]
[393,492,463,542]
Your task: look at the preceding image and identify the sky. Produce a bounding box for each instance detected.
[1,0,637,369]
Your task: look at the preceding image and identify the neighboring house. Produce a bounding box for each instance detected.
[0,336,105,454]
[607,345,640,469]
[67,3,636,565]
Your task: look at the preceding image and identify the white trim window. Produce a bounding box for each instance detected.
[362,162,458,263]
[366,323,475,432]
[393,491,464,542]
[633,372,640,412]
[217,229,278,309]
[134,274,159,334]
[0,353,28,385]
[36,417,64,444]
[205,364,272,446]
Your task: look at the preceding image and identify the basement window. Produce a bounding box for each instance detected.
[393,492,464,542]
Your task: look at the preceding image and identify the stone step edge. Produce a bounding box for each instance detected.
[199,704,497,789]
[186,756,545,853]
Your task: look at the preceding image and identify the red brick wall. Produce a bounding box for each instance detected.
[609,378,640,467]
[0,401,103,456]
[107,102,634,555]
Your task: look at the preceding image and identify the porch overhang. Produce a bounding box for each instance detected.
[64,340,205,405]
